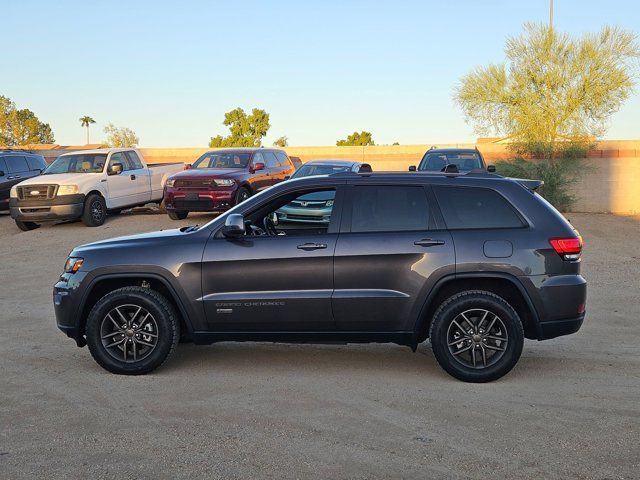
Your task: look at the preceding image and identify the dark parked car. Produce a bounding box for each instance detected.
[54,170,586,382]
[0,151,47,211]
[163,148,295,220]
[277,160,369,224]
[410,147,494,173]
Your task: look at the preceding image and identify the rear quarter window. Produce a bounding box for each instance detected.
[434,185,525,229]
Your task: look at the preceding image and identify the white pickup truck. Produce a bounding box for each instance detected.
[9,148,184,230]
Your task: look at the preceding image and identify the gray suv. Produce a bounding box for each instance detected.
[53,170,586,382]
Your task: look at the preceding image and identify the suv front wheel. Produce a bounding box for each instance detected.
[86,286,179,375]
[429,290,524,382]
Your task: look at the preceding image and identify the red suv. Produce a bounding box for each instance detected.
[164,148,295,220]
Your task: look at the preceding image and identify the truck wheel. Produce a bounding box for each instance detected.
[15,220,40,231]
[85,286,179,375]
[168,210,188,220]
[235,187,251,204]
[82,194,106,227]
[429,290,524,383]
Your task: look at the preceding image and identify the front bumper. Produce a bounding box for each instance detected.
[54,271,88,346]
[164,187,236,212]
[10,194,85,222]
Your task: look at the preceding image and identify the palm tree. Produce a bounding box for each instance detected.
[79,116,96,144]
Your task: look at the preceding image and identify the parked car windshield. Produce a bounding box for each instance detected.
[291,163,353,178]
[193,152,251,169]
[43,154,107,174]
[418,152,482,172]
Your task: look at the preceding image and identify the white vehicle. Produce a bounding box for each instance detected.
[9,148,184,230]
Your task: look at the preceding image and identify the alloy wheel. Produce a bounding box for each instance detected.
[99,304,159,363]
[446,308,509,369]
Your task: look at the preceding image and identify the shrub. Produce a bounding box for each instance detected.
[495,157,585,212]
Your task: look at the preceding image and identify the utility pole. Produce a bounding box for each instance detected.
[549,0,554,30]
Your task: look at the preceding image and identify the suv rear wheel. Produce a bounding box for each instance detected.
[85,286,179,375]
[429,290,524,382]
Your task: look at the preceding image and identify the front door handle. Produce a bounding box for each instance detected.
[130,174,136,180]
[297,242,327,251]
[414,238,445,247]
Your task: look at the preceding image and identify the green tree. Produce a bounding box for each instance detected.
[336,131,374,146]
[0,95,55,146]
[79,116,96,144]
[103,123,139,147]
[209,107,270,147]
[454,24,639,158]
[273,135,288,147]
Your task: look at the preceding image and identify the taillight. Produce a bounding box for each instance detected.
[549,236,583,260]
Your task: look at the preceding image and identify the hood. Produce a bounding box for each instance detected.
[73,228,191,254]
[170,168,246,179]
[18,172,99,185]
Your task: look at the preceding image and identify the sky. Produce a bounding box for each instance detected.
[2,0,639,147]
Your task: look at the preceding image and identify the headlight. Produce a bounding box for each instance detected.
[325,200,334,207]
[10,186,18,198]
[165,178,176,188]
[213,179,235,186]
[63,257,84,274]
[57,185,79,195]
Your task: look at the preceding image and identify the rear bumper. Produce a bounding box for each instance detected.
[539,314,585,340]
[10,195,85,222]
[164,187,236,212]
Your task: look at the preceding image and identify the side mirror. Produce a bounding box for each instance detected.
[268,211,279,226]
[185,164,192,170]
[108,162,123,175]
[222,213,246,238]
[487,165,496,173]
[253,162,265,171]
[408,165,416,172]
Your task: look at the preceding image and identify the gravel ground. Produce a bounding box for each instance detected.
[0,210,638,480]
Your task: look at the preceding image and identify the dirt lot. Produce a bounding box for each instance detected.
[0,210,638,479]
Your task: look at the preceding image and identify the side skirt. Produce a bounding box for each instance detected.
[190,331,417,349]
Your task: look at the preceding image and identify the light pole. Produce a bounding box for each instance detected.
[549,0,554,30]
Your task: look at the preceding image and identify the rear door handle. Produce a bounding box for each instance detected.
[297,243,327,251]
[130,174,136,180]
[414,238,445,247]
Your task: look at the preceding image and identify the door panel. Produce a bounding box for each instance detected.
[201,234,337,331]
[332,184,455,331]
[106,152,134,207]
[333,230,454,331]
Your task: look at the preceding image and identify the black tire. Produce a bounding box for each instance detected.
[81,193,107,227]
[168,210,188,220]
[85,286,179,375]
[429,290,524,383]
[235,186,251,204]
[15,220,40,231]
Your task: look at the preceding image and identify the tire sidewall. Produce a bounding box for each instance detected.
[86,289,178,375]
[83,194,106,226]
[430,292,524,382]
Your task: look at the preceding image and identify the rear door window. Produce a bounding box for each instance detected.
[275,151,291,167]
[350,185,430,233]
[4,155,30,173]
[26,155,46,171]
[125,151,144,169]
[434,186,525,229]
[263,152,279,169]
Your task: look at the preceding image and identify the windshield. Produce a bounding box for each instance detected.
[291,163,352,178]
[193,152,250,169]
[44,154,107,174]
[418,152,482,172]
